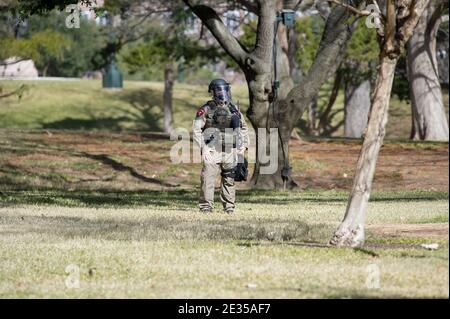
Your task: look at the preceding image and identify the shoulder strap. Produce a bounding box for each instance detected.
[229,102,240,117]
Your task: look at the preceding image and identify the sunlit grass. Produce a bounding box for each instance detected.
[0,80,249,132]
[0,191,448,298]
[0,80,448,298]
[1,80,447,139]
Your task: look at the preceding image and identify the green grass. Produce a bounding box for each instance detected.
[0,81,448,298]
[1,79,447,139]
[0,80,249,132]
[0,190,448,298]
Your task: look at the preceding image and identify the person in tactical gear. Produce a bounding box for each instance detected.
[192,79,249,214]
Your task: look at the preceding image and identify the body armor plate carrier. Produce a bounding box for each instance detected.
[201,100,242,151]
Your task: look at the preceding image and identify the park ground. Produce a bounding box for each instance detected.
[0,80,448,298]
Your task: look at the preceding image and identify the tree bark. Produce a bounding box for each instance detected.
[42,63,50,77]
[163,63,174,134]
[344,79,371,138]
[331,56,397,247]
[407,0,448,141]
[250,127,297,189]
[284,3,358,129]
[287,25,300,81]
[318,68,342,134]
[308,96,318,135]
[247,9,297,188]
[330,0,431,247]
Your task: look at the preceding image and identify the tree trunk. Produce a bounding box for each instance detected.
[250,128,297,189]
[246,78,297,189]
[247,3,357,189]
[163,63,174,133]
[185,0,359,190]
[329,0,431,247]
[248,89,297,189]
[43,64,49,77]
[246,0,296,189]
[308,96,318,135]
[318,69,343,134]
[407,0,448,141]
[330,56,398,247]
[287,25,301,82]
[344,79,371,138]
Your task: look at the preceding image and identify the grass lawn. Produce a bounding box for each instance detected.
[0,80,448,298]
[1,79,448,139]
[0,190,448,298]
[0,80,249,132]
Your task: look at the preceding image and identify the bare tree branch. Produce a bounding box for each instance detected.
[252,0,276,61]
[327,0,371,16]
[0,84,27,100]
[318,68,343,132]
[183,0,249,67]
[397,0,432,50]
[293,0,304,11]
[0,58,26,66]
[286,2,361,117]
[234,0,258,13]
[384,0,396,56]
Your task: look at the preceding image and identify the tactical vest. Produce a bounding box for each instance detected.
[202,100,240,151]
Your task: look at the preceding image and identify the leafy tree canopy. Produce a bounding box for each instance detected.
[295,15,324,76]
[121,4,219,82]
[343,21,378,82]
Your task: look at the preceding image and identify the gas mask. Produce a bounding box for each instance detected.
[212,85,231,106]
[208,79,232,107]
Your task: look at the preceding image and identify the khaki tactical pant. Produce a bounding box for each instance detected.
[199,150,236,211]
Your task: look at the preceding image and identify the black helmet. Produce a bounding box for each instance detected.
[208,78,231,105]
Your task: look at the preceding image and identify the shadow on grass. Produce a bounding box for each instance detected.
[42,117,132,131]
[0,213,333,243]
[0,144,177,189]
[0,188,197,208]
[0,130,448,207]
[0,188,448,208]
[252,283,415,298]
[40,87,200,132]
[80,152,178,187]
[319,287,411,299]
[41,88,165,131]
